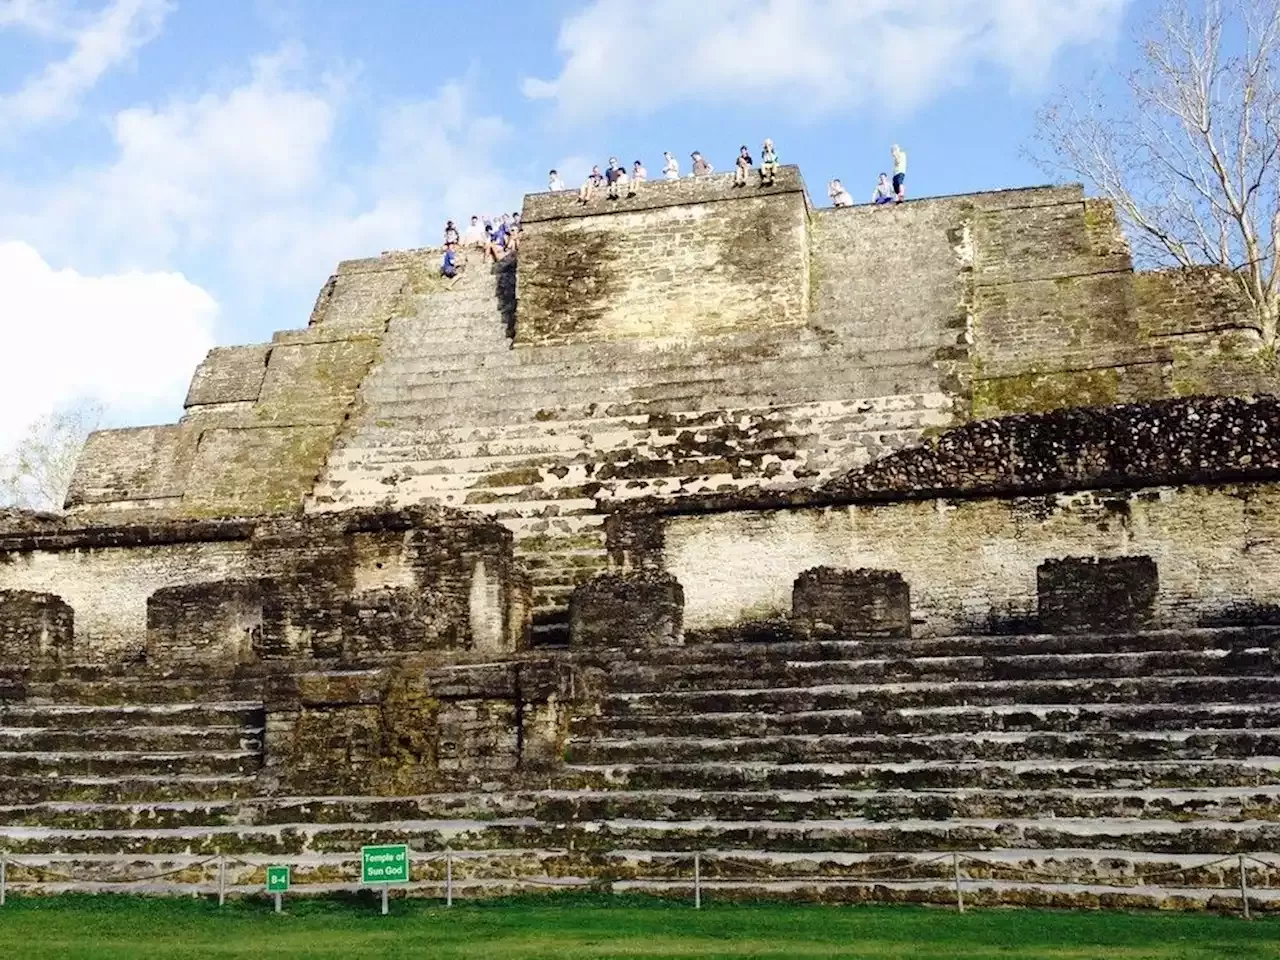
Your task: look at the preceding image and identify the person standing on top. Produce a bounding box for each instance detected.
[872,173,896,205]
[443,220,460,245]
[663,151,680,179]
[760,138,779,186]
[548,169,565,191]
[733,145,753,187]
[579,164,604,204]
[630,160,647,196]
[691,151,713,176]
[891,144,907,202]
[605,156,627,199]
[828,179,854,207]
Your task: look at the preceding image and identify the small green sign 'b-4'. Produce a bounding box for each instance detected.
[362,844,410,884]
[266,866,290,893]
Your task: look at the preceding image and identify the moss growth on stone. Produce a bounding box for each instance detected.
[973,367,1121,418]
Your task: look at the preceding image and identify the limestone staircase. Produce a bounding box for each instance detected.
[0,670,264,807]
[556,625,1280,907]
[312,258,959,642]
[1,629,1279,907]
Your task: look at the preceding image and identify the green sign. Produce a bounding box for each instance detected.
[362,844,410,885]
[265,866,290,893]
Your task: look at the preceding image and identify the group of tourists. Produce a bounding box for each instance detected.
[565,138,783,204]
[440,211,522,282]
[441,140,911,278]
[828,145,908,208]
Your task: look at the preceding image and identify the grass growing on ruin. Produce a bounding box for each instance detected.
[0,893,1277,959]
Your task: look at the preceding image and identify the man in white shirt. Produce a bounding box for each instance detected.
[548,169,565,192]
[828,179,853,207]
[462,215,487,250]
[662,152,679,179]
[629,160,646,197]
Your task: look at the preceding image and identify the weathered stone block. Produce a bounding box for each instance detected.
[0,591,73,666]
[1038,556,1158,633]
[569,572,684,647]
[791,567,911,637]
[516,167,810,345]
[146,580,266,667]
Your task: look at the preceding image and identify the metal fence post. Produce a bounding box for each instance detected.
[446,850,453,908]
[381,884,389,917]
[694,851,702,910]
[1,853,6,907]
[953,853,965,914]
[217,854,225,908]
[1239,853,1251,921]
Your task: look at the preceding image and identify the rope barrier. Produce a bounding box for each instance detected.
[0,849,1272,901]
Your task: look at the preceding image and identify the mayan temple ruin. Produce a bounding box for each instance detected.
[5,166,1280,907]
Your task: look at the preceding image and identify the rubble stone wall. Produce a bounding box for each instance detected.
[0,508,528,665]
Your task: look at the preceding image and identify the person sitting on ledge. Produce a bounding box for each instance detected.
[548,168,565,192]
[630,159,646,196]
[663,151,679,179]
[579,164,604,203]
[828,178,854,207]
[872,173,897,205]
[760,138,779,186]
[505,212,521,254]
[733,145,753,187]
[440,241,464,285]
[443,219,460,246]
[691,151,713,176]
[606,157,628,199]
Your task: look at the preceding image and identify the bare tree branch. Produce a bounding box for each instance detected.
[1030,0,1280,340]
[0,402,102,512]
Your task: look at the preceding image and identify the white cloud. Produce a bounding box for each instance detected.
[0,0,172,128]
[0,241,216,450]
[0,0,65,36]
[4,56,526,295]
[525,0,1131,122]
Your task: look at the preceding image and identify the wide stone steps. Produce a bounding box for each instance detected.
[0,816,1277,856]
[0,749,261,779]
[0,786,1277,832]
[0,726,261,753]
[602,675,1280,716]
[664,628,1279,661]
[0,774,260,805]
[370,340,944,391]
[358,358,939,413]
[333,394,950,455]
[0,702,264,729]
[562,759,1280,793]
[600,650,1273,693]
[573,702,1280,739]
[565,730,1280,766]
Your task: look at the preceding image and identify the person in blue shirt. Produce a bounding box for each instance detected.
[440,242,464,285]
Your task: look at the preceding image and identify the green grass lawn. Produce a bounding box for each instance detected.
[0,894,1277,959]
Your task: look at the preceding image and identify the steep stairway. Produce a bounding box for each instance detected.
[311,257,959,641]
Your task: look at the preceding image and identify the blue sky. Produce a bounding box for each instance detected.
[0,0,1151,451]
